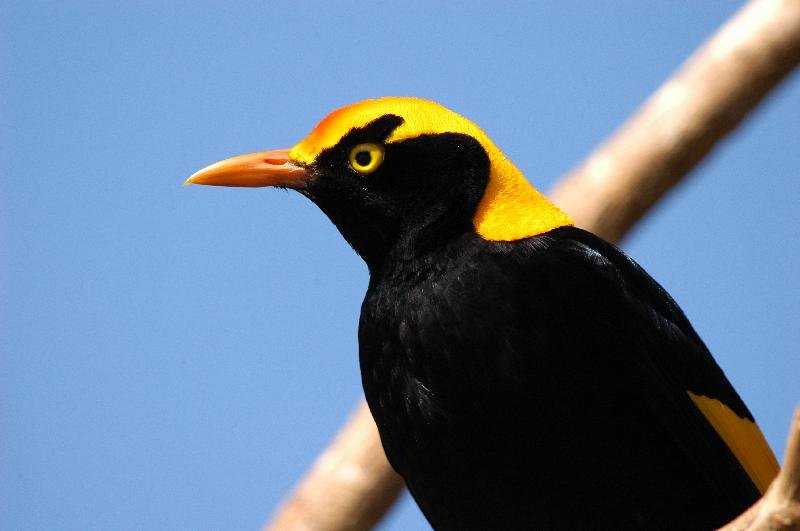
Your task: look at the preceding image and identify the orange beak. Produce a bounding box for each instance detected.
[184,149,310,189]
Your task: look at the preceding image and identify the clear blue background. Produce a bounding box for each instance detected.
[3,2,798,529]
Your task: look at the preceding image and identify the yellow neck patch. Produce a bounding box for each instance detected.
[289,97,572,241]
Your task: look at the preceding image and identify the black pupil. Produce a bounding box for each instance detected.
[355,150,372,167]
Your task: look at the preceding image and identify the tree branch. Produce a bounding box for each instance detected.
[266,0,800,528]
[719,408,800,531]
[550,0,800,241]
[265,404,404,531]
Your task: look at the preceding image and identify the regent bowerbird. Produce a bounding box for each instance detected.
[186,97,778,530]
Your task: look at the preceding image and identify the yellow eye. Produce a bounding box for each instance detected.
[348,143,385,174]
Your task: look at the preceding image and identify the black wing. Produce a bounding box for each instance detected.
[542,226,777,498]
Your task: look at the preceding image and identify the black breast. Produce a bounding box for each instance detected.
[358,227,759,530]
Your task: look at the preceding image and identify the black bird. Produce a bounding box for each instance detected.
[186,97,778,530]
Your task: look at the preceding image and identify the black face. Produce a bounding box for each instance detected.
[301,115,491,271]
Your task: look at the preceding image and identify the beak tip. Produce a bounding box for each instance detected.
[183,149,307,189]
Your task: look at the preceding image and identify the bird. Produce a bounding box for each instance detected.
[186,97,779,530]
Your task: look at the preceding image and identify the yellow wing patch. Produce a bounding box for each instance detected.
[289,97,572,242]
[688,392,779,493]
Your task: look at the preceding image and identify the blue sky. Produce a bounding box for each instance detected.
[2,2,798,530]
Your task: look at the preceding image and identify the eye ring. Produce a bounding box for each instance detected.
[348,143,385,175]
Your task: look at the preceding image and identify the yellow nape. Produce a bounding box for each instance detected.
[289,97,572,242]
[688,392,779,493]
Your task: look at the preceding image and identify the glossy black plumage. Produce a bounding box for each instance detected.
[359,225,758,529]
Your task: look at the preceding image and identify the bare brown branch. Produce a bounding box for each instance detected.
[265,404,405,531]
[550,0,800,242]
[266,0,800,529]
